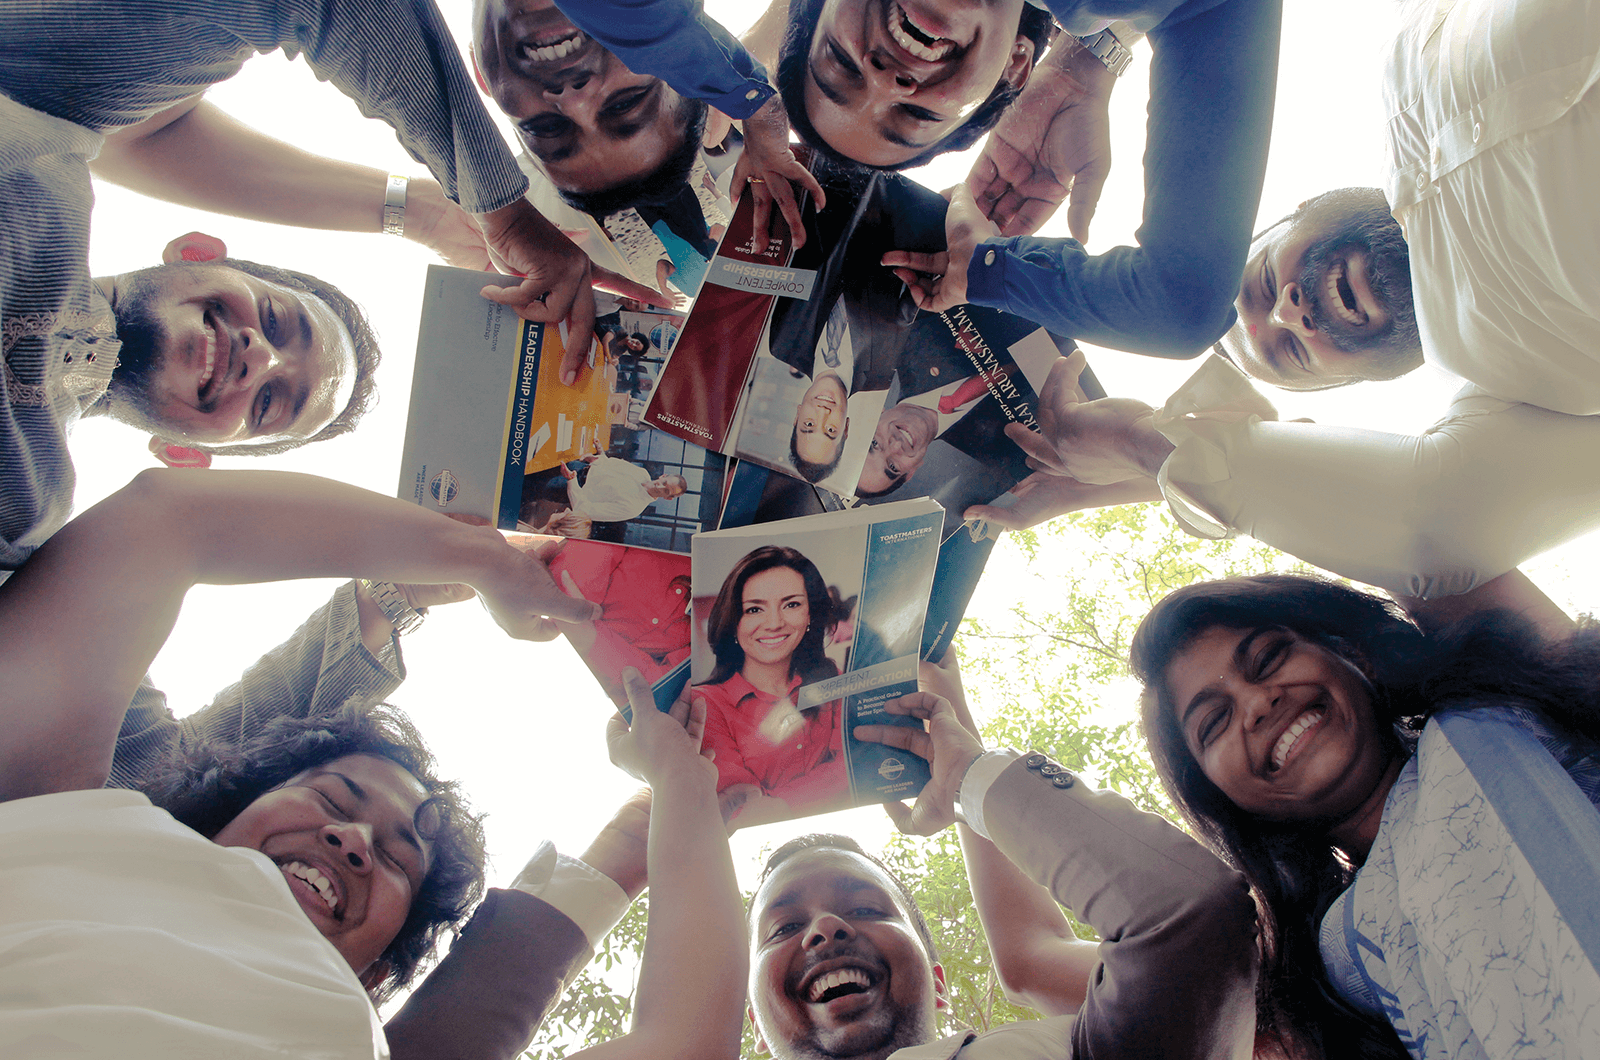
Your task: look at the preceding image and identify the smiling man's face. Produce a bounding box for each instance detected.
[803,0,1032,167]
[1221,188,1421,389]
[104,262,357,447]
[475,0,693,196]
[750,847,943,1060]
[211,753,434,979]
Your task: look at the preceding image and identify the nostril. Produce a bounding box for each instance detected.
[325,833,342,848]
[896,74,914,87]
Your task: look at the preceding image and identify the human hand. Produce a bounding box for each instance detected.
[703,107,734,150]
[606,669,717,789]
[483,532,601,641]
[880,183,997,312]
[402,180,494,270]
[1004,351,1173,484]
[731,95,826,250]
[474,199,672,384]
[553,568,599,657]
[966,38,1114,240]
[962,470,1161,531]
[918,647,978,736]
[855,691,985,835]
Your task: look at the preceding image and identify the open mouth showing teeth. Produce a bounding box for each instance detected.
[808,968,874,1003]
[1271,707,1325,772]
[281,860,338,913]
[1324,258,1368,328]
[887,1,956,61]
[519,30,585,63]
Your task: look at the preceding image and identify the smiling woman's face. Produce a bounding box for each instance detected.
[1164,626,1394,824]
[210,753,433,978]
[738,566,812,672]
[803,0,1032,166]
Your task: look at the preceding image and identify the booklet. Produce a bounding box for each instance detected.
[688,498,943,826]
[642,165,1079,500]
[397,265,725,554]
[715,352,1106,662]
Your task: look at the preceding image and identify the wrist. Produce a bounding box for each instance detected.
[581,789,652,899]
[400,179,447,244]
[1131,417,1176,477]
[1048,35,1117,97]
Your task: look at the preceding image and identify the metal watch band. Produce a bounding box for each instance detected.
[382,174,408,236]
[361,579,425,636]
[1076,27,1133,77]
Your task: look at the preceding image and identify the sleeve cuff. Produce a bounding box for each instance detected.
[964,238,1015,307]
[958,748,1023,841]
[1152,355,1280,540]
[509,841,632,948]
[707,79,776,120]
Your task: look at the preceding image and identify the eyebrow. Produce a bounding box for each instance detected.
[603,84,664,142]
[1178,628,1273,729]
[328,772,427,862]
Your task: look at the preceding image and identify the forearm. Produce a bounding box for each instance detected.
[128,469,515,589]
[570,768,745,1060]
[629,767,745,1054]
[1157,383,1600,598]
[958,823,1097,1015]
[94,100,383,229]
[977,759,1257,1060]
[967,0,1279,353]
[578,790,653,900]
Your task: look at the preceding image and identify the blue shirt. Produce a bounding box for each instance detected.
[966,0,1280,357]
[551,0,775,119]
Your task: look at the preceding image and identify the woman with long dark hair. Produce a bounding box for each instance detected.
[1130,572,1600,1060]
[694,544,850,825]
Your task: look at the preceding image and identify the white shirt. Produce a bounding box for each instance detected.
[568,455,657,523]
[1385,0,1600,414]
[1155,357,1600,598]
[0,790,386,1059]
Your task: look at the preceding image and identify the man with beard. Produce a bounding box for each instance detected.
[982,184,1600,599]
[746,656,1258,1060]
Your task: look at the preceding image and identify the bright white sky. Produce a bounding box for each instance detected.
[72,0,1599,910]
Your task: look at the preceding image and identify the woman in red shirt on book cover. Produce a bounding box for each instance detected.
[694,546,852,827]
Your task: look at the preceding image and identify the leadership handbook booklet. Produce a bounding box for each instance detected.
[689,498,942,827]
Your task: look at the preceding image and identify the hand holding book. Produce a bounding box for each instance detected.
[855,690,985,837]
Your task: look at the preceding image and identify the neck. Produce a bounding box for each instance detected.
[742,656,795,698]
[1327,754,1405,862]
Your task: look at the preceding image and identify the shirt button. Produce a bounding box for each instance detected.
[1024,753,1048,770]
[651,617,659,624]
[983,249,996,266]
[746,89,760,100]
[675,587,683,595]
[1052,773,1075,789]
[1472,121,1482,143]
[929,366,940,377]
[1415,172,1428,190]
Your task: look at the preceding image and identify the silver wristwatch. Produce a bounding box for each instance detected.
[361,579,426,636]
[1076,27,1133,77]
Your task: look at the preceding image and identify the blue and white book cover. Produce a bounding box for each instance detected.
[689,499,942,827]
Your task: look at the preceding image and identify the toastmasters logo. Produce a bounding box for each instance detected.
[430,469,459,507]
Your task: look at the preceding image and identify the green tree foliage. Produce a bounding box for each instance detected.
[524,501,1303,1055]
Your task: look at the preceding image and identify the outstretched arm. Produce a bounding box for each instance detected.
[569,672,748,1060]
[957,0,1281,355]
[0,469,597,803]
[858,684,1257,1060]
[919,651,1101,1016]
[93,96,493,269]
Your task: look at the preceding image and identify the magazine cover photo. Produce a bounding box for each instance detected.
[689,501,942,827]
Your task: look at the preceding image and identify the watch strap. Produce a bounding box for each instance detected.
[1076,27,1133,77]
[382,175,409,236]
[361,579,426,636]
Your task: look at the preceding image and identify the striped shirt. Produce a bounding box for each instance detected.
[0,0,527,213]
